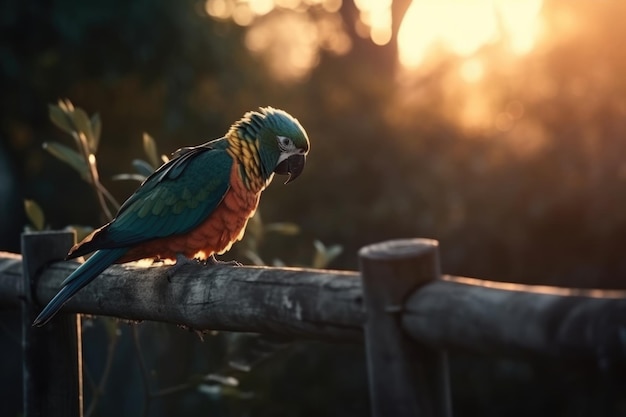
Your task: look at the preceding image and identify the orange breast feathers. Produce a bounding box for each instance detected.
[118,162,261,263]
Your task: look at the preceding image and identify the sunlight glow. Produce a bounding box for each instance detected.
[459,58,484,83]
[445,275,626,299]
[205,0,231,19]
[249,0,275,16]
[275,0,299,8]
[233,3,254,26]
[242,10,351,81]
[354,0,392,45]
[244,12,320,81]
[205,0,350,81]
[206,0,342,22]
[398,0,544,69]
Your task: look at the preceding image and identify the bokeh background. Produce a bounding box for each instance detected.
[2,0,626,416]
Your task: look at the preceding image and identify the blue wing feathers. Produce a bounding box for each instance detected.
[102,148,231,246]
[33,247,128,326]
[68,142,233,257]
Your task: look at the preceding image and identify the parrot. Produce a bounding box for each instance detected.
[33,107,310,326]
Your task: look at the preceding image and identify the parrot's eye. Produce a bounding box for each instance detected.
[277,136,293,150]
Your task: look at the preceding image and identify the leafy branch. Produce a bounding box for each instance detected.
[47,99,117,220]
[37,99,174,416]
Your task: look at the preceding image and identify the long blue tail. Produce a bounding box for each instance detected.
[33,247,128,326]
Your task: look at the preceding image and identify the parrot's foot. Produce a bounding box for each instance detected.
[166,254,241,281]
[205,254,242,267]
[166,253,201,282]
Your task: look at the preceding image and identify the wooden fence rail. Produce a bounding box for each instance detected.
[2,231,626,417]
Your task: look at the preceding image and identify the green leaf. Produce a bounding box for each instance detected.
[243,250,265,266]
[72,107,95,148]
[197,384,252,400]
[58,98,74,113]
[132,159,155,177]
[142,133,160,169]
[272,258,286,267]
[265,222,300,235]
[90,113,102,153]
[49,101,100,153]
[24,199,45,230]
[312,240,343,269]
[48,104,75,135]
[325,244,343,260]
[204,374,239,387]
[112,173,147,182]
[43,141,90,181]
[64,225,94,243]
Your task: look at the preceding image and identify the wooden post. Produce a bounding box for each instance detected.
[21,231,82,417]
[359,238,452,417]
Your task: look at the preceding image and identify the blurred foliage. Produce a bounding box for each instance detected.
[2,0,626,416]
[24,199,45,231]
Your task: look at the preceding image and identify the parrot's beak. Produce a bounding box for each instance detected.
[275,153,306,184]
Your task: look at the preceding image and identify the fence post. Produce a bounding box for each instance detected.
[21,231,82,417]
[359,238,452,417]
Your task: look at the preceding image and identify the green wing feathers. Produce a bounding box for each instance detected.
[69,141,233,257]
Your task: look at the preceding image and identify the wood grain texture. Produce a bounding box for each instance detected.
[360,238,445,417]
[2,251,626,357]
[20,231,82,417]
[403,275,626,361]
[28,257,364,341]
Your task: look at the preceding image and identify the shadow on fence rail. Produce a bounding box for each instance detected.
[1,231,626,417]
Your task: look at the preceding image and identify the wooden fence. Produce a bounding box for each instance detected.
[2,231,626,417]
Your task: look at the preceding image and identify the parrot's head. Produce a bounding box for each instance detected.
[231,107,310,184]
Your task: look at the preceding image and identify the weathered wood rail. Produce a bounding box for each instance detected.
[2,231,626,417]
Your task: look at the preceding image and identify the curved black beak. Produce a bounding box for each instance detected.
[274,153,306,184]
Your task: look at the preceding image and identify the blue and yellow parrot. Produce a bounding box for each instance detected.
[34,107,310,326]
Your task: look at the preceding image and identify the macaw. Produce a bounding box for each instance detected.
[33,107,310,326]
